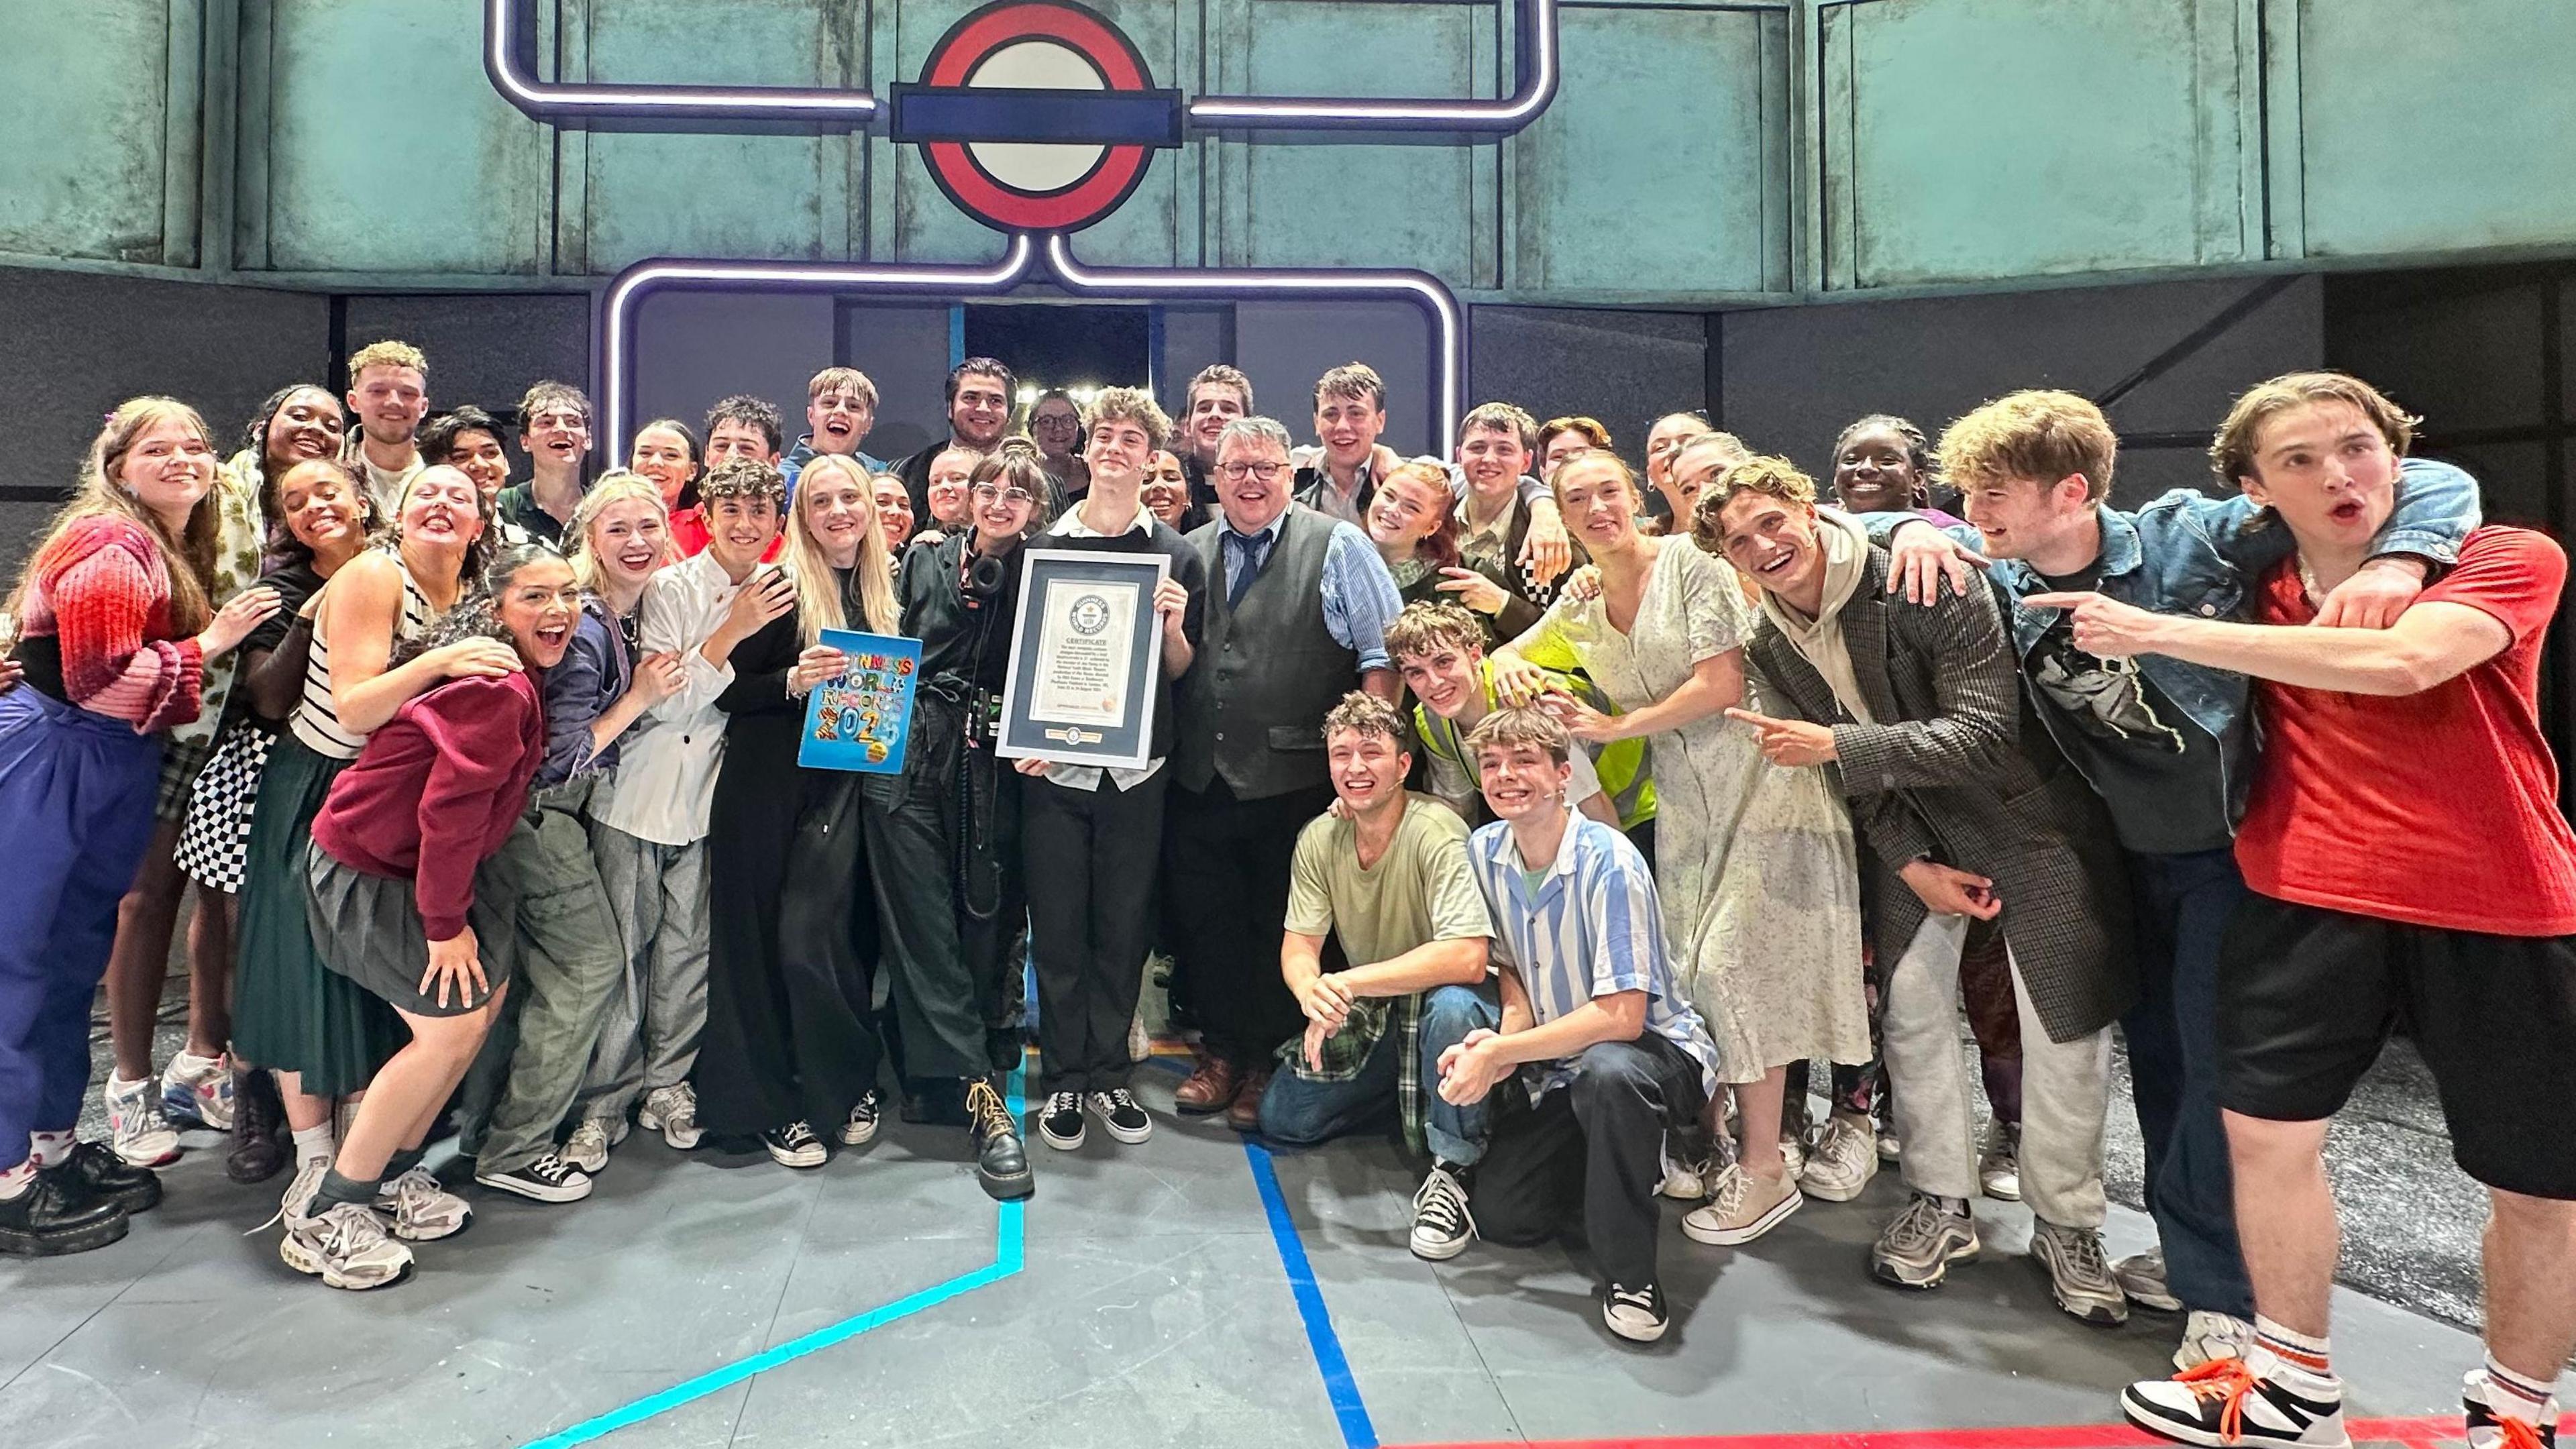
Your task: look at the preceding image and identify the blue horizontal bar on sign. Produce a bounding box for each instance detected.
[889,85,1187,146]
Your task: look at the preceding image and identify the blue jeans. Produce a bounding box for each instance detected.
[1258,983,1501,1163]
[2124,847,2255,1318]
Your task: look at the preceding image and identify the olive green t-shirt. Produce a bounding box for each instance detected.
[1286,793,1494,967]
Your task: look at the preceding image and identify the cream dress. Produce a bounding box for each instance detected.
[1511,539,1870,1083]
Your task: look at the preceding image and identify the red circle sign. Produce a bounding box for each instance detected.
[914,0,1161,233]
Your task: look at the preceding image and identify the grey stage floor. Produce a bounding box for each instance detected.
[9,1054,2486,1449]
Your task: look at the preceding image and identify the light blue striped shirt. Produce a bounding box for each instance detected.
[1216,505,1403,672]
[1467,810,1722,1099]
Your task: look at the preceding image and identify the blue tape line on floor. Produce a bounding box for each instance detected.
[1243,1138,1381,1449]
[526,1071,1028,1448]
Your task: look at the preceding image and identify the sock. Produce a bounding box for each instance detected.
[107,1072,148,1093]
[2255,1315,2336,1383]
[1937,1194,1971,1216]
[2481,1354,2556,1426]
[384,1147,425,1181]
[315,1168,379,1210]
[166,1049,224,1083]
[291,1124,335,1165]
[0,1159,33,1200]
[27,1130,74,1168]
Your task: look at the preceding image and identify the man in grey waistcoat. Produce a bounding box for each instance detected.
[1163,417,1405,1132]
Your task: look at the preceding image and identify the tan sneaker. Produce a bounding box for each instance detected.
[1680,1163,1803,1246]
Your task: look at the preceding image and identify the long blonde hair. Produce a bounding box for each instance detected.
[566,470,673,594]
[782,453,899,647]
[12,397,221,635]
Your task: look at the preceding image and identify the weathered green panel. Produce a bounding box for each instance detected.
[890,0,1181,265]
[2297,0,2576,257]
[578,0,862,270]
[1512,5,1778,294]
[1827,0,2246,288]
[1231,0,1489,278]
[0,1,171,262]
[262,0,550,273]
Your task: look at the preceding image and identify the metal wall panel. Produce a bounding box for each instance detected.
[0,1,179,263]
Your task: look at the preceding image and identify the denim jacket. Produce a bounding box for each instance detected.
[1862,457,2481,832]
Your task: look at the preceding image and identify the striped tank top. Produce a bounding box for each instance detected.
[288,552,435,759]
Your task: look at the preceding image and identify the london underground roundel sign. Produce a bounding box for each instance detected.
[891,0,1185,233]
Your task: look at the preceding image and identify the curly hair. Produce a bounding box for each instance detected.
[1320,690,1405,747]
[1936,390,2116,502]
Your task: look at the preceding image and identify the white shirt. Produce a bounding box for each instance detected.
[358,451,425,520]
[1040,500,1167,793]
[593,551,749,846]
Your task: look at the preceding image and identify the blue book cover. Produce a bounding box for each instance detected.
[796,629,921,773]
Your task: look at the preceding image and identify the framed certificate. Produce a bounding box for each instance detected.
[995,548,1169,770]
[796,629,922,773]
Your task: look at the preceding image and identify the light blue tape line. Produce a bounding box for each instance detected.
[1243,1139,1381,1449]
[526,1067,1028,1448]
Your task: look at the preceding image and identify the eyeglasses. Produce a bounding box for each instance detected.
[1219,460,1288,482]
[971,484,1036,506]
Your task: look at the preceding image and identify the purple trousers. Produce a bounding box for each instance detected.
[0,688,161,1172]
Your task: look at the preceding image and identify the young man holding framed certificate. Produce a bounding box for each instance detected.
[1009,389,1208,1154]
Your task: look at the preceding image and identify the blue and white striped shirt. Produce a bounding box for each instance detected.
[1467,810,1722,1099]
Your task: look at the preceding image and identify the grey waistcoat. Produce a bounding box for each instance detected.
[1175,504,1359,800]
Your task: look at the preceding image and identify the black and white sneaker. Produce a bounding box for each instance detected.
[2121,1354,2350,1447]
[1601,1281,1669,1344]
[1038,1092,1085,1150]
[838,1093,881,1148]
[765,1122,827,1169]
[1409,1163,1476,1261]
[1087,1089,1152,1144]
[2464,1366,2560,1449]
[474,1153,594,1203]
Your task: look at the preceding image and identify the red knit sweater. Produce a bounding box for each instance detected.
[312,671,547,942]
[15,516,203,731]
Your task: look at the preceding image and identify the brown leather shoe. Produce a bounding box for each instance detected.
[1225,1067,1274,1132]
[1171,1055,1242,1115]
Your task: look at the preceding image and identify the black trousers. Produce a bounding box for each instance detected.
[1474,1034,1706,1291]
[859,704,1026,1083]
[1161,779,1329,1066]
[1022,769,1168,1093]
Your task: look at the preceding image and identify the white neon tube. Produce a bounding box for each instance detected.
[485,0,879,124]
[598,236,1040,455]
[1186,0,1556,133]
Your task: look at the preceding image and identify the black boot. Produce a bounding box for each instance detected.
[226,1064,288,1184]
[40,1141,162,1214]
[0,1173,129,1257]
[965,1077,1032,1201]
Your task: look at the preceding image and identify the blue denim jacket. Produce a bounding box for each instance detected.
[1862,457,2481,830]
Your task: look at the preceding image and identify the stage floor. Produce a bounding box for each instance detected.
[0,1055,2483,1449]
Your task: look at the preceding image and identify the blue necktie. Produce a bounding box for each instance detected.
[1224,529,1271,608]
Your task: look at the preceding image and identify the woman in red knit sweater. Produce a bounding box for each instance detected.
[276,543,578,1290]
[0,398,278,1258]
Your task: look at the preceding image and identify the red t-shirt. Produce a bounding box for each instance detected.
[667,506,782,563]
[2235,526,2576,936]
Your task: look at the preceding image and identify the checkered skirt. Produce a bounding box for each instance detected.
[176,721,274,893]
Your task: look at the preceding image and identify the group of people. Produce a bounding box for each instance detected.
[0,335,2567,1449]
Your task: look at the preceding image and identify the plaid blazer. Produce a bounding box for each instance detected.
[1741,545,2137,1042]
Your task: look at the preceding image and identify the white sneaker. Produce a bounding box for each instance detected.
[104,1075,180,1167]
[160,1051,234,1131]
[280,1200,414,1291]
[2031,1219,2129,1326]
[637,1084,703,1150]
[1876,1122,1901,1163]
[561,1118,625,1175]
[1978,1119,2021,1202]
[1777,1133,1806,1182]
[1601,1282,1669,1344]
[2176,1309,2254,1371]
[375,1167,473,1242]
[474,1153,594,1203]
[2121,1349,2349,1447]
[1681,1163,1803,1246]
[2463,1366,2561,1449]
[1799,1113,1878,1202]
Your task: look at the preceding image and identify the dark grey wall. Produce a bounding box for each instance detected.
[1469,306,1709,463]
[343,292,590,427]
[1234,299,1435,458]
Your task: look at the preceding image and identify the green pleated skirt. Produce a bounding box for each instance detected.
[229,735,402,1096]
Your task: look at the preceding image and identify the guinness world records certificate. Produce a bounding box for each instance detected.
[995,548,1169,770]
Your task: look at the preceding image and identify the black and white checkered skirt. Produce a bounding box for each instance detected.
[176,721,275,894]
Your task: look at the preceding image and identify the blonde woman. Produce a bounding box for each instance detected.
[1,398,278,1256]
[696,454,904,1170]
[1491,451,1868,1246]
[463,472,686,1198]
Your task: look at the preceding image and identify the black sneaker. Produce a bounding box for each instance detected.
[40,1140,163,1214]
[837,1093,881,1148]
[2121,1356,2349,1446]
[1602,1281,1670,1344]
[1409,1163,1475,1260]
[1038,1091,1085,1150]
[474,1152,596,1203]
[966,1078,1033,1201]
[763,1122,827,1169]
[1087,1089,1152,1145]
[0,1175,129,1257]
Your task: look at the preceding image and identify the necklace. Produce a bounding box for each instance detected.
[2296,555,2322,605]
